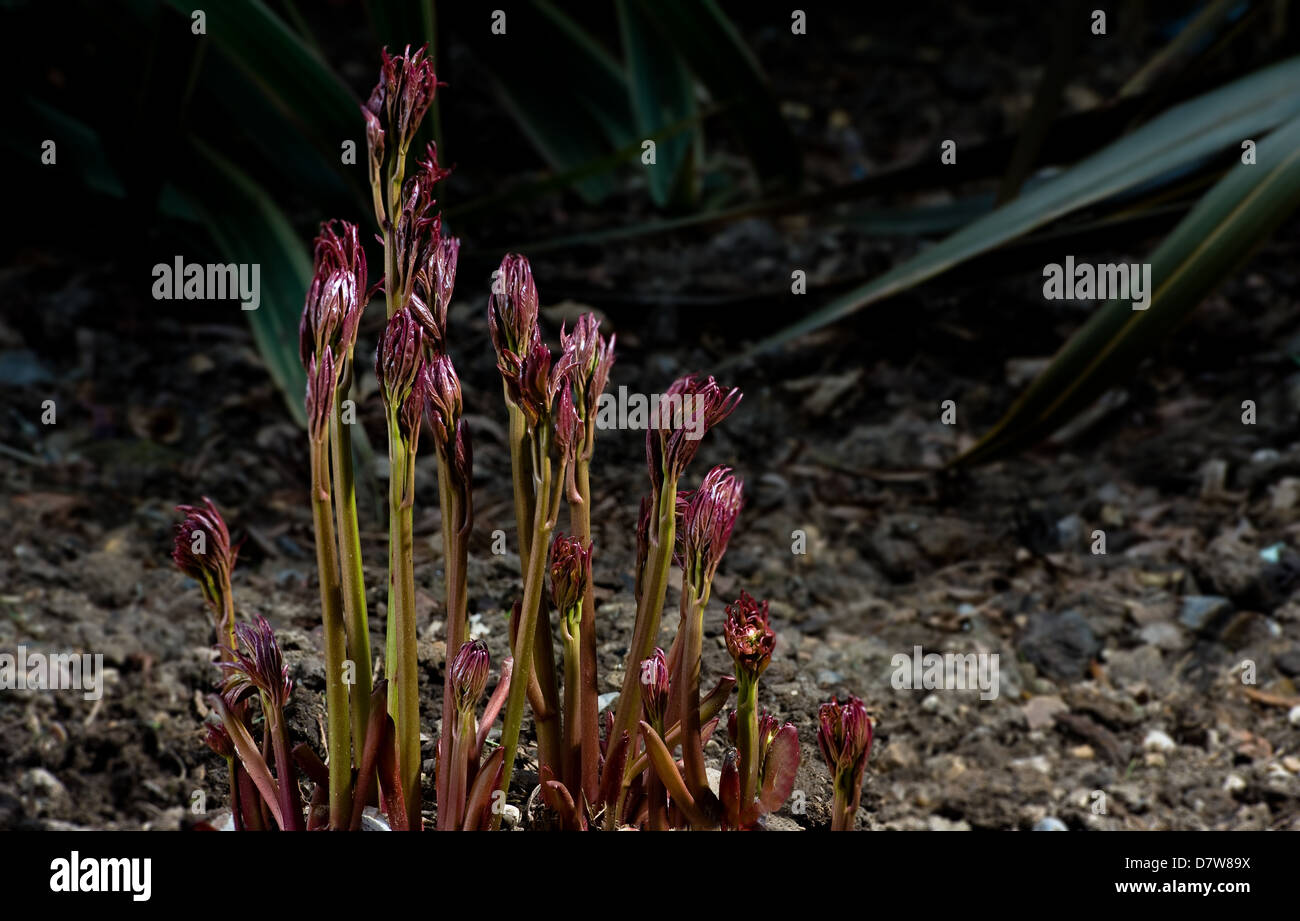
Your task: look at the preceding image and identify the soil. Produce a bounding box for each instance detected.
[2,3,1299,831]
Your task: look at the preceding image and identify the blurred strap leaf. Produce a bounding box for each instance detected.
[633,0,800,188]
[188,139,310,426]
[617,0,699,207]
[957,109,1300,465]
[164,0,358,153]
[459,1,632,203]
[739,54,1300,362]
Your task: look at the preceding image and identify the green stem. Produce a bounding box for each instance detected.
[736,675,759,808]
[505,397,562,775]
[607,478,677,773]
[676,586,712,814]
[560,612,582,794]
[331,382,371,767]
[569,458,600,804]
[830,779,854,832]
[434,450,469,818]
[309,439,353,829]
[386,417,421,828]
[494,439,564,828]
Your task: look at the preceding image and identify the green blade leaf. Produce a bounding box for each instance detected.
[957,109,1300,465]
[164,0,358,154]
[617,0,698,207]
[187,139,311,426]
[740,55,1300,362]
[634,0,799,188]
[458,1,634,204]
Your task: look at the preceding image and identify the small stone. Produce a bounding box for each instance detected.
[760,814,804,831]
[1143,729,1176,753]
[1270,478,1300,511]
[1178,595,1232,632]
[1139,622,1185,651]
[927,815,971,831]
[1011,755,1052,774]
[1223,774,1247,795]
[1275,649,1300,678]
[1288,705,1300,727]
[1281,756,1300,774]
[597,692,619,712]
[1018,609,1100,681]
[20,769,67,805]
[1033,816,1068,831]
[500,804,521,829]
[921,694,942,712]
[816,669,843,687]
[1022,695,1068,731]
[1070,745,1095,759]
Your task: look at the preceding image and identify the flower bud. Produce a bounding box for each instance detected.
[202,719,234,759]
[172,497,238,613]
[724,591,776,681]
[646,375,741,488]
[411,232,459,350]
[639,647,670,730]
[299,220,367,369]
[560,314,615,457]
[679,465,744,595]
[376,309,424,422]
[364,45,438,156]
[422,352,462,449]
[817,695,872,781]
[548,534,592,619]
[450,640,490,717]
[488,254,540,392]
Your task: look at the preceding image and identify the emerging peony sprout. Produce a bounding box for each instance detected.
[488,253,540,371]
[724,592,778,813]
[647,374,742,491]
[216,615,303,831]
[219,615,292,711]
[364,44,439,169]
[449,639,490,718]
[679,465,744,604]
[724,592,776,681]
[818,695,874,831]
[179,44,873,835]
[639,647,671,734]
[172,497,239,652]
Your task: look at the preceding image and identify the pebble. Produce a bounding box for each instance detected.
[501,804,521,829]
[1288,705,1300,727]
[20,768,67,804]
[1178,596,1232,632]
[816,669,843,687]
[1223,774,1247,795]
[1022,695,1067,731]
[1143,729,1176,753]
[597,692,619,712]
[1139,622,1185,651]
[1069,745,1095,759]
[1274,649,1300,678]
[1018,609,1100,680]
[1033,816,1068,831]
